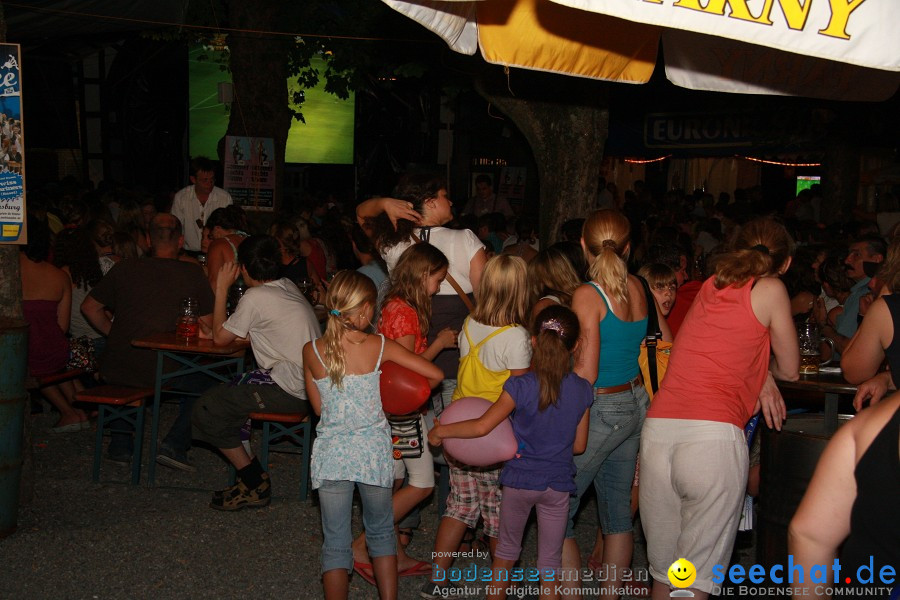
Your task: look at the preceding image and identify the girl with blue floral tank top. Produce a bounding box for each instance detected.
[303,271,442,600]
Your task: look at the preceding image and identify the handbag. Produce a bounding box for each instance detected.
[387,413,424,460]
[67,336,97,372]
[637,277,673,400]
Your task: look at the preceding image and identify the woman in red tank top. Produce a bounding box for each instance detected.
[640,218,800,599]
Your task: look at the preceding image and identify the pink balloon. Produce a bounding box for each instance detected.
[439,396,518,467]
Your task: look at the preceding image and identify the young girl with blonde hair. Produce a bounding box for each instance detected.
[565,209,672,600]
[303,271,442,600]
[423,254,533,599]
[351,243,457,581]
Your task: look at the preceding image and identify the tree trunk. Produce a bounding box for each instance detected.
[475,78,609,245]
[0,247,22,320]
[222,0,293,211]
[821,140,861,225]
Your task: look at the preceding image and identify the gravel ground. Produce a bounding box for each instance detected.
[2,404,753,599]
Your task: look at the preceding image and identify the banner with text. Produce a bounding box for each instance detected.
[551,0,899,72]
[0,43,24,244]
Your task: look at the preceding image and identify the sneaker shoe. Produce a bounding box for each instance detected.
[156,445,197,473]
[209,472,271,511]
[420,580,465,599]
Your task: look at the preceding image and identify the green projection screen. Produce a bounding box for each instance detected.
[189,47,355,164]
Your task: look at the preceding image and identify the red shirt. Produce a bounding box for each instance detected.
[666,279,702,339]
[378,298,427,355]
[306,239,327,282]
[647,277,770,429]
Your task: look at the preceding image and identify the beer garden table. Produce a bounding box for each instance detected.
[774,368,857,435]
[131,333,250,486]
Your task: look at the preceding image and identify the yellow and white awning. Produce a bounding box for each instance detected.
[383,0,900,100]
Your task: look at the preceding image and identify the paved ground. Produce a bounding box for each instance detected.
[1,405,753,599]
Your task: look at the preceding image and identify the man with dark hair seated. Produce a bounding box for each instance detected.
[192,234,321,511]
[822,234,887,354]
[82,213,215,467]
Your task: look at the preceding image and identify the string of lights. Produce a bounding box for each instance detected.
[624,155,671,164]
[621,155,821,168]
[737,155,821,167]
[3,2,434,44]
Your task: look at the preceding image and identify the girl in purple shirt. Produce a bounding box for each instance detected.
[429,306,592,599]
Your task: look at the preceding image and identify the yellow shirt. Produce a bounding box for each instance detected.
[452,320,513,403]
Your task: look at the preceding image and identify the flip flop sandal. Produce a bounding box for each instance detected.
[353,560,376,586]
[398,560,432,578]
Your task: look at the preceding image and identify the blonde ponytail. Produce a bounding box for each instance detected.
[583,210,631,306]
[321,271,377,389]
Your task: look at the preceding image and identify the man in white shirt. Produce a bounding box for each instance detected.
[596,176,614,210]
[462,174,514,218]
[171,156,234,252]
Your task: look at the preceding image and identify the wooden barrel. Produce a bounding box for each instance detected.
[757,414,852,567]
[0,319,28,538]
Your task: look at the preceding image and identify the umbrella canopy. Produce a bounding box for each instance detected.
[383,0,900,101]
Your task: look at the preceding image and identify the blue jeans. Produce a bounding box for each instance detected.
[318,480,395,572]
[566,383,649,537]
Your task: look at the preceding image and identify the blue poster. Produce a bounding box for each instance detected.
[0,43,23,243]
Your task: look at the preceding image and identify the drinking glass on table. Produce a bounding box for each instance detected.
[176,297,199,341]
[798,321,835,375]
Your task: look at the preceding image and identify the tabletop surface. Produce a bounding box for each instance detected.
[775,370,858,395]
[131,332,250,355]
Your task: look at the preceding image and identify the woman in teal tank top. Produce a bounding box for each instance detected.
[564,210,672,599]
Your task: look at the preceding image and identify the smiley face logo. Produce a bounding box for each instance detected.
[667,558,696,588]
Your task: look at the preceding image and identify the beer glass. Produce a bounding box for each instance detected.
[798,322,835,375]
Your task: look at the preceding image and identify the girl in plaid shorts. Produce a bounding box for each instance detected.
[423,255,532,598]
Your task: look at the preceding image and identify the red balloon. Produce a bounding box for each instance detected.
[439,396,518,467]
[380,361,431,415]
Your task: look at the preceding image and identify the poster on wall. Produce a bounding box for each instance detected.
[0,43,24,244]
[223,135,275,212]
[497,167,526,203]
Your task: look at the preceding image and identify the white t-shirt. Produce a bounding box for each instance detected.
[170,185,234,251]
[382,227,484,295]
[223,278,321,398]
[458,318,532,372]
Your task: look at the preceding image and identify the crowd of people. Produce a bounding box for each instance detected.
[18,163,900,600]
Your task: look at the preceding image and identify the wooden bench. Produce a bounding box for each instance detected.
[76,386,155,485]
[230,412,313,500]
[25,368,87,391]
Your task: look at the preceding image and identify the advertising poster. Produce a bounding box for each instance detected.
[224,135,275,212]
[498,167,526,202]
[0,43,24,244]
